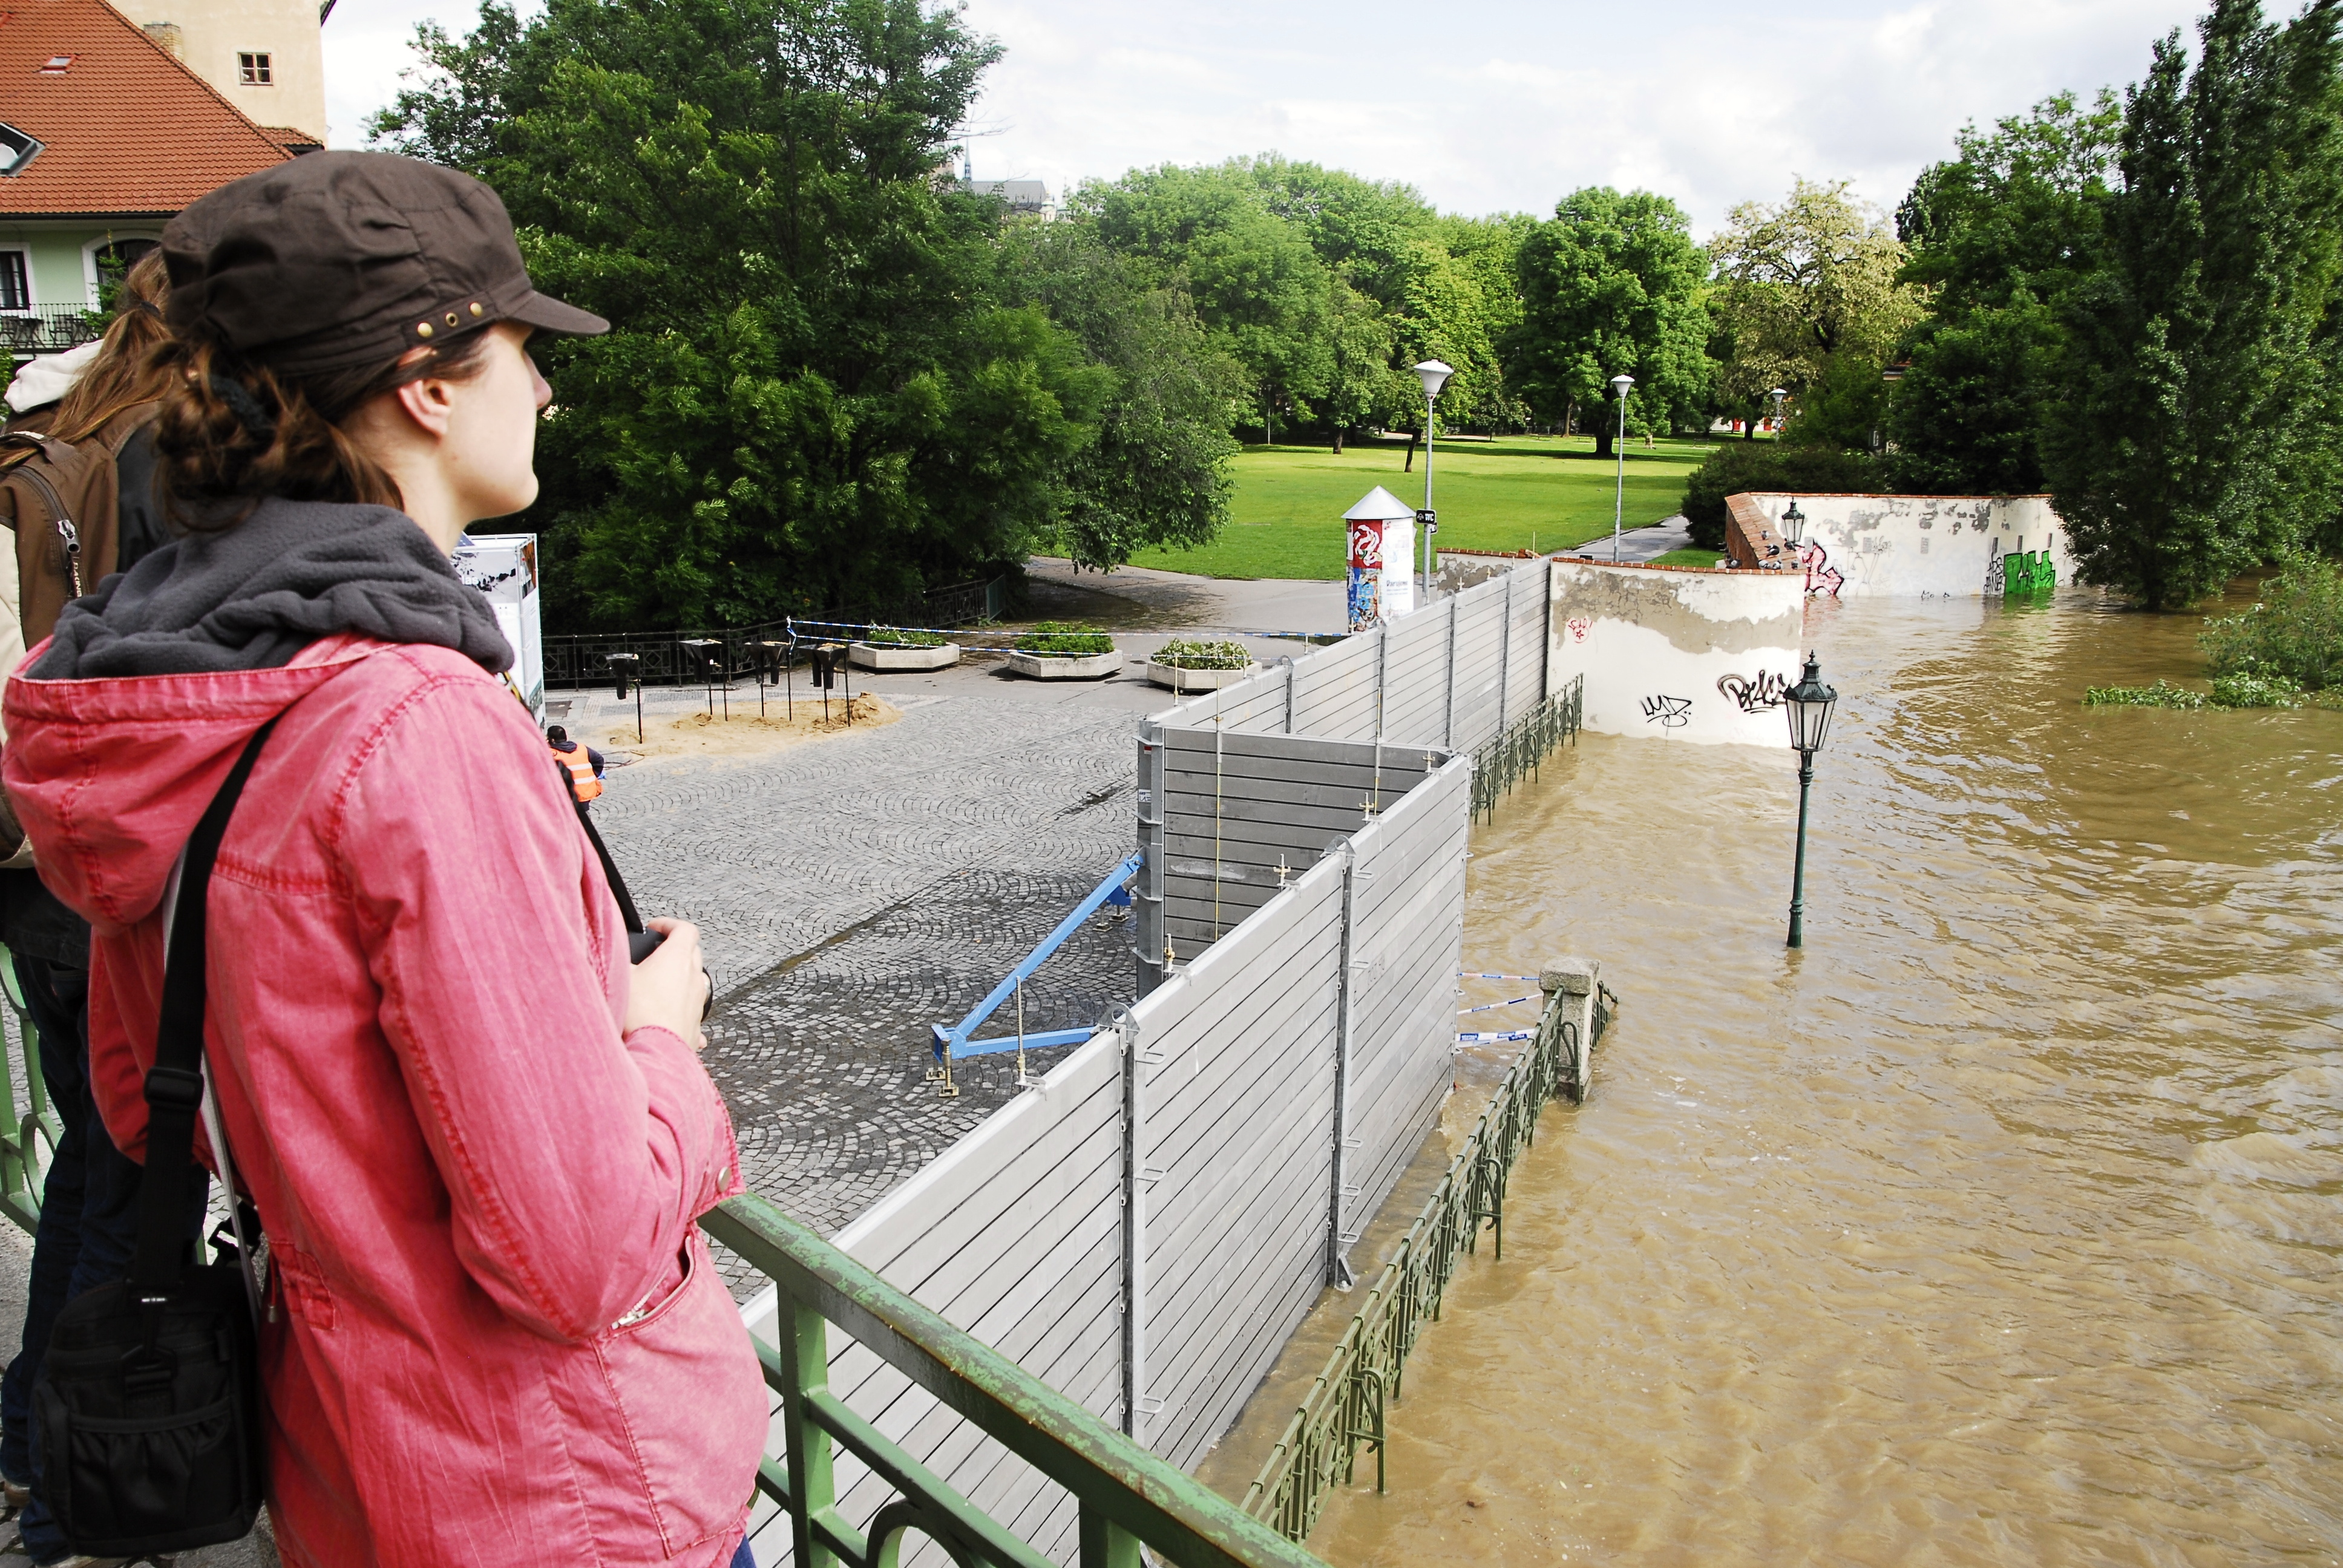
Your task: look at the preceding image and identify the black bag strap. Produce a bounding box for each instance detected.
[555,756,644,935]
[131,719,277,1298]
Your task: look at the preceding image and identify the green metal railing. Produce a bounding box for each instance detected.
[1470,675,1584,823]
[1241,978,1613,1542]
[0,945,59,1236]
[701,1197,1332,1568]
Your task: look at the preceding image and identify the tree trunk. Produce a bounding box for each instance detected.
[1403,430,1419,472]
[1331,428,1345,455]
[1743,414,1758,440]
[1592,425,1613,460]
[1564,400,1576,437]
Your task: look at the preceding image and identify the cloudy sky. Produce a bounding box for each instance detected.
[325,0,2214,234]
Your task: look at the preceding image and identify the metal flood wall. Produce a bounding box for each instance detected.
[1152,557,1554,751]
[742,755,1471,1566]
[1155,730,1441,957]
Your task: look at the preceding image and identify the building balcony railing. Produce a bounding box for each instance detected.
[0,306,105,359]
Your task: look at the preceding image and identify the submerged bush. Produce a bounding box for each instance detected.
[1152,638,1251,670]
[2083,671,2305,709]
[2200,555,2343,690]
[2084,680,2209,709]
[1020,621,1115,655]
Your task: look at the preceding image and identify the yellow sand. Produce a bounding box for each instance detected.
[601,692,901,762]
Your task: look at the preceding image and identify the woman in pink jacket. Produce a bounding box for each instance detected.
[1,154,768,1567]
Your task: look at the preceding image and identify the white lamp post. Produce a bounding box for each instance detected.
[1608,372,1634,563]
[1414,359,1453,603]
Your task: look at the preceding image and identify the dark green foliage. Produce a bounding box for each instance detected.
[1506,188,1710,458]
[1679,444,1882,550]
[2040,0,2343,609]
[1080,164,1334,438]
[372,0,1228,630]
[1889,93,2118,494]
[996,224,1240,570]
[2200,554,2343,686]
[1782,350,1890,455]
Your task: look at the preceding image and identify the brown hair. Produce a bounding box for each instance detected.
[48,250,174,444]
[149,321,494,527]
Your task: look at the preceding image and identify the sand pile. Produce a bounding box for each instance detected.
[604,692,900,761]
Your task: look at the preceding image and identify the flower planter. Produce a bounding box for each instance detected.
[1005,649,1120,681]
[1145,659,1260,692]
[849,640,960,671]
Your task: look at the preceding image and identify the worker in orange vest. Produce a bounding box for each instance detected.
[546,725,605,806]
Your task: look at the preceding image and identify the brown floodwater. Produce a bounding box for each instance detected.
[1309,587,2343,1567]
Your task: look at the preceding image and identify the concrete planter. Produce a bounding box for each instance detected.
[1006,648,1120,681]
[850,640,960,672]
[1145,659,1260,693]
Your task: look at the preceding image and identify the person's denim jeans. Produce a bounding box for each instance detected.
[730,1534,756,1568]
[1,954,171,1563]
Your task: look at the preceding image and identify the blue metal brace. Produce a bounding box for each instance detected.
[932,851,1144,1063]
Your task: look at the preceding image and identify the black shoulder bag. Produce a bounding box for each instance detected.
[31,722,275,1555]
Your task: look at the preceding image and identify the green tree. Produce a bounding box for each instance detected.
[1076,165,1335,443]
[997,223,1241,567]
[1887,92,2121,494]
[1708,178,1923,441]
[2042,0,2343,607]
[1507,187,1711,458]
[373,0,1120,628]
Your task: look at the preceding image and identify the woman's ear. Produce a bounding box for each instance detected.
[392,373,459,439]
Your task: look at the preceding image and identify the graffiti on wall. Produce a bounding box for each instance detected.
[1565,616,1591,643]
[1717,669,1792,713]
[1640,694,1692,728]
[1797,539,1844,598]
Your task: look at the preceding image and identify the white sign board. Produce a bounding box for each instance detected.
[452,532,542,722]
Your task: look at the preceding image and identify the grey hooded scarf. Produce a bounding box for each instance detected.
[31,497,512,679]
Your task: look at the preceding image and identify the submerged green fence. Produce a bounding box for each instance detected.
[1470,674,1583,823]
[702,1197,1331,1568]
[1241,973,1614,1542]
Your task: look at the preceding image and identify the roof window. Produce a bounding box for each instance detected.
[36,53,70,74]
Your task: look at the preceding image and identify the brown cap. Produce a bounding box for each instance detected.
[162,151,608,378]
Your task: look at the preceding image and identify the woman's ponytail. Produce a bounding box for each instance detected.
[149,328,493,528]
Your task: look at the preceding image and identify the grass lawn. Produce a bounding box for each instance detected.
[1651,547,1725,568]
[1130,433,1718,580]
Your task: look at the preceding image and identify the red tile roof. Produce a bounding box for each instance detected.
[0,0,291,218]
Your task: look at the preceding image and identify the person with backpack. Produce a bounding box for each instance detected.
[0,254,189,1568]
[2,153,764,1568]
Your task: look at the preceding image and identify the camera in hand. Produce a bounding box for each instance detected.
[628,929,666,964]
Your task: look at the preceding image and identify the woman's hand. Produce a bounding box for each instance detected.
[623,917,712,1050]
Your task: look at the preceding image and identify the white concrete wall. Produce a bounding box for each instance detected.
[1743,493,2071,600]
[1545,561,1805,749]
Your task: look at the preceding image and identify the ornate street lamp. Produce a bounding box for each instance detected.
[1781,500,1806,549]
[1414,360,1452,604]
[1783,652,1838,949]
[1608,372,1634,562]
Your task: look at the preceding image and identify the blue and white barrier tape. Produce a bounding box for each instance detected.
[1458,972,1538,982]
[1455,1029,1536,1044]
[1458,996,1538,1015]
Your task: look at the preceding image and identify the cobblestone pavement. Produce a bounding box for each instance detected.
[580,690,1140,1288]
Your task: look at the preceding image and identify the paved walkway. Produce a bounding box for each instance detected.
[574,684,1144,1289]
[1561,515,1694,564]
